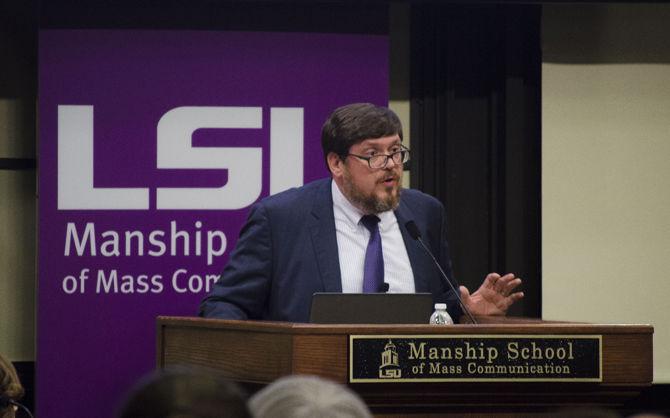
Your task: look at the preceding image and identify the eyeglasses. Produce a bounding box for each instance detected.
[346,147,410,169]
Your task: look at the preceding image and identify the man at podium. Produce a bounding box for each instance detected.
[199,103,523,322]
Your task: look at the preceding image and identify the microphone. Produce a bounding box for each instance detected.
[0,397,34,418]
[381,282,390,293]
[405,221,477,324]
[11,400,34,418]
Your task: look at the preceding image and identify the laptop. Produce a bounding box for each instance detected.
[309,292,434,324]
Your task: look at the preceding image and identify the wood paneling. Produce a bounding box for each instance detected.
[157,316,653,415]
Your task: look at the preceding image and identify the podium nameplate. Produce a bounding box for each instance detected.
[349,334,602,383]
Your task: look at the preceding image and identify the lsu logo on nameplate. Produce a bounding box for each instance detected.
[379,340,402,379]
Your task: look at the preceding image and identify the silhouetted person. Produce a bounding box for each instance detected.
[118,367,250,418]
[249,375,372,418]
[0,353,28,418]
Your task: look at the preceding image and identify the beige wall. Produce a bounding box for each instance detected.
[542,4,670,382]
[0,98,36,361]
[0,2,37,361]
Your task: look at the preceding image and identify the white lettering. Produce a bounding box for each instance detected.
[65,222,96,256]
[172,269,188,293]
[148,230,166,256]
[62,221,226,264]
[125,230,144,256]
[62,275,77,294]
[57,105,149,209]
[97,269,119,293]
[57,105,304,211]
[171,269,218,294]
[170,221,189,256]
[100,231,120,256]
[207,230,226,265]
[270,107,303,194]
[156,106,263,209]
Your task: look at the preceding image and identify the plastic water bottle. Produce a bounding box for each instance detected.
[429,303,453,325]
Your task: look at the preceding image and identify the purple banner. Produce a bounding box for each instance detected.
[38,30,388,418]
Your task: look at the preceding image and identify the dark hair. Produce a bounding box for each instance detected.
[117,367,250,418]
[0,353,24,418]
[321,103,403,170]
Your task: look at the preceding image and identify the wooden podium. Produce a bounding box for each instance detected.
[157,316,652,417]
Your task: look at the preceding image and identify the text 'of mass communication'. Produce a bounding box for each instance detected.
[59,221,226,295]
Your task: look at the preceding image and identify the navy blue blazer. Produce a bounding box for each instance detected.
[199,178,463,322]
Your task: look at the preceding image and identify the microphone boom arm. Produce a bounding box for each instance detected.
[406,221,478,324]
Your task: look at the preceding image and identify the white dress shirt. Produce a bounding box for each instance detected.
[331,180,415,293]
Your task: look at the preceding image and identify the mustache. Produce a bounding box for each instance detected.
[378,173,400,183]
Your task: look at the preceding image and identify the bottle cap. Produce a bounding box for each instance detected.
[434,303,447,310]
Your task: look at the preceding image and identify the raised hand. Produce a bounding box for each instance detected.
[459,273,524,316]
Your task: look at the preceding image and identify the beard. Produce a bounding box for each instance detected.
[341,169,402,214]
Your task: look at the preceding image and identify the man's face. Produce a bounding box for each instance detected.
[333,134,403,214]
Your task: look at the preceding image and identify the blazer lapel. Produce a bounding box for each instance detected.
[308,179,343,292]
[394,200,430,293]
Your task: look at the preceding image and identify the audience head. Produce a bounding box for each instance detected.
[547,407,621,418]
[248,375,372,418]
[627,415,670,418]
[118,366,250,418]
[0,353,24,418]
